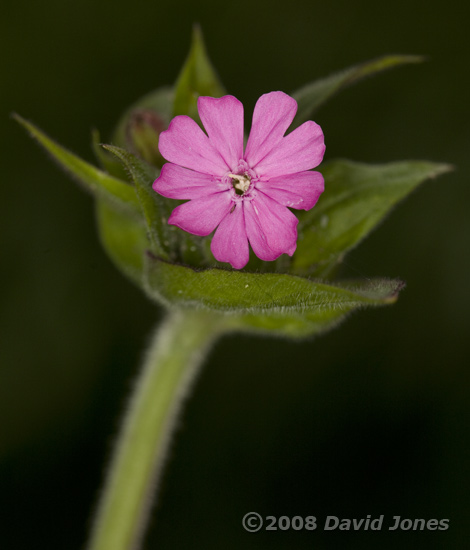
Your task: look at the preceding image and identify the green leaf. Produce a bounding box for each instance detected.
[293,159,452,275]
[173,25,225,120]
[291,55,424,129]
[14,114,140,215]
[101,145,173,260]
[96,199,148,287]
[92,129,130,182]
[101,145,210,267]
[144,257,404,338]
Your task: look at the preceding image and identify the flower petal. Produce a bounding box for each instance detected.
[158,115,228,175]
[153,163,226,200]
[244,91,298,168]
[256,170,325,210]
[211,203,249,269]
[244,191,298,261]
[168,192,232,236]
[198,96,244,171]
[253,120,325,178]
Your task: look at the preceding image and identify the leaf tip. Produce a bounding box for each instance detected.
[399,54,428,64]
[384,279,406,304]
[432,163,455,177]
[10,113,45,144]
[192,22,203,39]
[91,127,100,142]
[189,23,206,55]
[11,112,29,131]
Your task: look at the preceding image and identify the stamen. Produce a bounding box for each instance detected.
[228,173,251,194]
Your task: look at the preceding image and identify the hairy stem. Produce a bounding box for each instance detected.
[87,308,223,550]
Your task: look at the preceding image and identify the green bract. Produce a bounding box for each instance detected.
[15,28,450,339]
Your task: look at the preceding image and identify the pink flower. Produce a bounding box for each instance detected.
[153,92,325,269]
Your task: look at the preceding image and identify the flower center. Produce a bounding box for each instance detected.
[228,173,251,196]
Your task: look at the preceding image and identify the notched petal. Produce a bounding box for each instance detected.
[211,203,249,269]
[198,95,244,171]
[153,163,226,200]
[168,192,232,236]
[256,170,325,210]
[244,192,298,261]
[254,120,325,178]
[158,115,229,175]
[244,91,298,168]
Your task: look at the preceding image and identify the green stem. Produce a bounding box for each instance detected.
[87,308,223,550]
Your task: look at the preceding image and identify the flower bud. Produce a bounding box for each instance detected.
[125,109,166,168]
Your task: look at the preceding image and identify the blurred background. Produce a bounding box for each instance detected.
[1,0,468,548]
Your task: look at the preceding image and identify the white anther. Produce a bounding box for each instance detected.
[228,173,251,193]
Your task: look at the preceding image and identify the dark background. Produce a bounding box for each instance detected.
[1,0,469,548]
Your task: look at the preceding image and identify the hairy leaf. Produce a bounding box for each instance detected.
[14,114,140,215]
[102,145,209,266]
[144,257,403,337]
[101,145,171,258]
[92,129,130,182]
